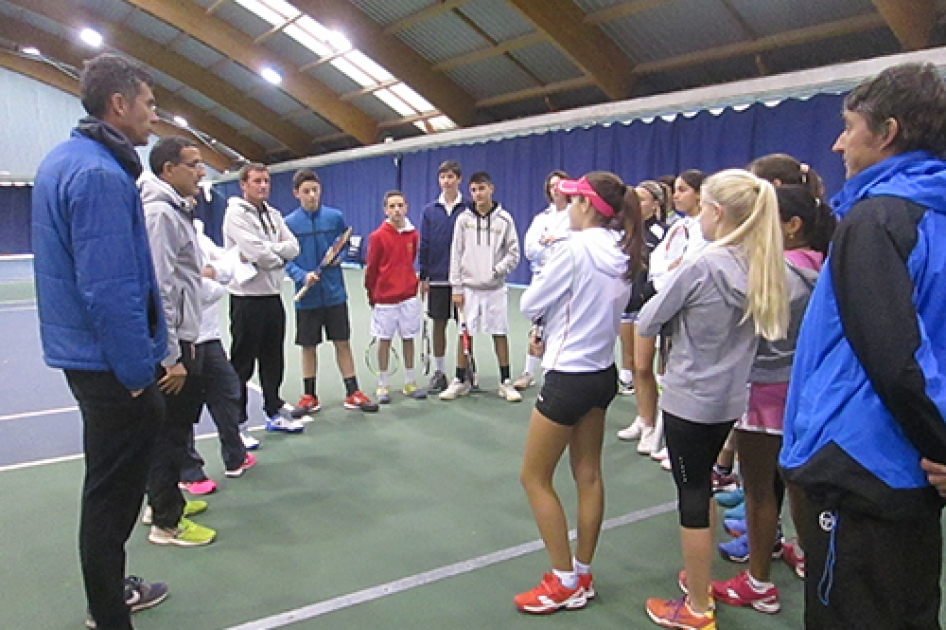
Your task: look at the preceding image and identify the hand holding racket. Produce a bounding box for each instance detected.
[420,293,431,375]
[295,226,352,302]
[457,305,477,390]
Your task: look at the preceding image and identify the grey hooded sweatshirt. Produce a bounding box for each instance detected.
[223,197,299,297]
[637,245,759,423]
[139,172,202,367]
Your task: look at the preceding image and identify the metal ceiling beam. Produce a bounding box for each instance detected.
[871,0,936,51]
[384,1,473,35]
[294,0,477,127]
[633,13,888,75]
[432,32,547,73]
[0,15,265,164]
[584,0,676,26]
[505,0,636,100]
[122,0,378,145]
[7,0,312,157]
[0,49,233,172]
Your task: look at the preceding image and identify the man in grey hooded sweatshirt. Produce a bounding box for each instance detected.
[140,136,216,547]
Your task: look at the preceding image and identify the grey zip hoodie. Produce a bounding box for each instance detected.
[223,197,300,296]
[637,245,759,423]
[140,172,201,367]
[449,202,520,293]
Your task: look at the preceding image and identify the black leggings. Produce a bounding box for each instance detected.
[664,411,735,528]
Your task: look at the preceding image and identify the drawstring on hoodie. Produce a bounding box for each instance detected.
[817,509,838,606]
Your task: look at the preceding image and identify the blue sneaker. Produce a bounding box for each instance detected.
[724,501,746,520]
[266,413,304,433]
[724,518,747,537]
[715,487,744,508]
[719,533,783,563]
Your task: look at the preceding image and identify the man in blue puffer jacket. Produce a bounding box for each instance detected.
[32,54,169,629]
[781,63,946,629]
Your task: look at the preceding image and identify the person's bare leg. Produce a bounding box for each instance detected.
[568,408,606,564]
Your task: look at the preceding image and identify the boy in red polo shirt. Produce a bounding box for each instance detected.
[365,191,428,403]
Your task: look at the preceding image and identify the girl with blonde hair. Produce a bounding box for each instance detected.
[637,169,787,629]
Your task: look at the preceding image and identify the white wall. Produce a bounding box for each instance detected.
[0,66,85,179]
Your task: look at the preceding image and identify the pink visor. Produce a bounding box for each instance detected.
[556,177,615,217]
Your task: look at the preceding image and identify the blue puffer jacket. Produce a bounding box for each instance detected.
[285,205,348,309]
[781,151,946,518]
[32,130,167,391]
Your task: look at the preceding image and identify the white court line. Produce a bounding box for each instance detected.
[0,406,78,423]
[225,501,678,630]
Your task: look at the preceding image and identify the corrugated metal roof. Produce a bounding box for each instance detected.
[171,37,227,69]
[76,0,134,23]
[178,88,219,111]
[211,60,268,91]
[241,126,284,151]
[212,108,252,132]
[396,10,488,63]
[147,67,186,93]
[460,0,534,42]
[508,41,585,84]
[445,55,537,99]
[348,0,434,27]
[251,85,305,116]
[211,1,273,40]
[305,61,363,95]
[728,0,876,37]
[287,110,337,137]
[125,9,181,45]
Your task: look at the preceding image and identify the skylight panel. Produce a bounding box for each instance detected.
[331,56,375,88]
[390,83,435,112]
[284,22,332,57]
[375,89,417,118]
[346,50,392,82]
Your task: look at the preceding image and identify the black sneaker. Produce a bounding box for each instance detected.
[427,370,448,392]
[85,576,169,628]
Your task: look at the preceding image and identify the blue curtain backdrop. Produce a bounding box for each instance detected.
[0,186,32,254]
[5,95,846,266]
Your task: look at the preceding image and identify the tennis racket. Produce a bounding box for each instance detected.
[457,305,477,390]
[420,294,431,375]
[365,337,400,376]
[295,226,353,302]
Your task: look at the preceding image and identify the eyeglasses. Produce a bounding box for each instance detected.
[174,160,204,170]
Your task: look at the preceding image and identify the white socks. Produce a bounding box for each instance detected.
[620,368,633,383]
[524,355,539,374]
[378,370,389,388]
[434,356,445,373]
[553,568,578,589]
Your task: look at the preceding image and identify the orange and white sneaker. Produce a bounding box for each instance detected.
[645,595,716,629]
[578,573,595,599]
[514,573,587,614]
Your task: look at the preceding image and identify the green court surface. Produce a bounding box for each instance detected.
[0,269,940,629]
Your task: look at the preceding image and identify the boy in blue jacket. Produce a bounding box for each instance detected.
[782,63,946,629]
[285,169,378,413]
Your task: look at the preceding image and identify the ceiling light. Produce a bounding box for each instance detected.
[22,46,41,56]
[173,115,188,128]
[260,67,282,85]
[328,31,350,52]
[79,28,104,48]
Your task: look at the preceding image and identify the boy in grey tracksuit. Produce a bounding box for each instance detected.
[441,171,521,402]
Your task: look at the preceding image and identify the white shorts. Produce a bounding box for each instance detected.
[461,286,508,335]
[370,297,421,340]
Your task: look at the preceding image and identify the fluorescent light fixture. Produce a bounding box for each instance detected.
[260,67,282,85]
[173,115,188,128]
[328,30,350,52]
[22,46,41,56]
[79,28,104,48]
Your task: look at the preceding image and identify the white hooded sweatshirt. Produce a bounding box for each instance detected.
[520,227,630,372]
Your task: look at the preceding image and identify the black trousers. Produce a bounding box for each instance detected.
[148,343,205,529]
[65,370,163,630]
[229,294,286,419]
[180,340,246,481]
[800,492,943,629]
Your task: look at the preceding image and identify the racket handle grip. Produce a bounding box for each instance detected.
[294,284,310,302]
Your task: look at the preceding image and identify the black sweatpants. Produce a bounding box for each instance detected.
[799,492,943,629]
[229,294,286,419]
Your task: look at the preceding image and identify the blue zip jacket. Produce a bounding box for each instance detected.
[418,198,465,284]
[781,151,946,518]
[32,130,167,391]
[285,205,348,309]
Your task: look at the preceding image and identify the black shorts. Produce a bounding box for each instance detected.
[535,364,618,426]
[427,285,457,322]
[295,303,351,346]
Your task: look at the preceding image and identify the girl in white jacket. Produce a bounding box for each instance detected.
[514,172,643,614]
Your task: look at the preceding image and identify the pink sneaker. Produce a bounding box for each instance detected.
[781,540,805,579]
[225,453,257,478]
[711,571,780,614]
[178,479,217,495]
